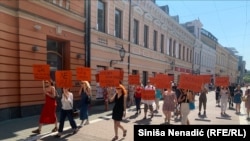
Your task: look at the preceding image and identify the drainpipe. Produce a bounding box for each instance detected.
[128,0,131,74]
[85,0,91,67]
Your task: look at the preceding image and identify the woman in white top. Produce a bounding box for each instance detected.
[220,86,230,116]
[55,88,78,138]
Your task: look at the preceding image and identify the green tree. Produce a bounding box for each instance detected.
[243,73,250,83]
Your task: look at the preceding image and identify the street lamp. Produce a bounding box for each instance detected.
[165,61,175,73]
[110,46,126,67]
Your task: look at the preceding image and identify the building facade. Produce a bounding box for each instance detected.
[0,0,86,121]
[0,0,245,121]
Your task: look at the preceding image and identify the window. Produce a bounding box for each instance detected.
[142,71,148,86]
[47,39,64,81]
[153,30,157,51]
[173,40,176,57]
[132,70,138,75]
[190,50,192,62]
[45,0,70,9]
[97,0,105,32]
[115,9,122,38]
[182,46,185,60]
[187,48,189,62]
[133,19,139,44]
[144,25,148,48]
[152,72,156,77]
[169,38,172,56]
[160,34,164,53]
[179,44,181,59]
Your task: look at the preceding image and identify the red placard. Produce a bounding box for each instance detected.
[154,74,172,89]
[76,66,91,81]
[179,74,202,92]
[99,70,120,87]
[32,64,50,80]
[128,74,140,85]
[141,90,155,100]
[215,76,229,87]
[55,70,72,88]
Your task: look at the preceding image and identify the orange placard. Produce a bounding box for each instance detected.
[154,74,172,89]
[179,74,202,92]
[76,66,91,81]
[55,70,72,88]
[215,76,229,87]
[199,75,211,84]
[99,70,120,87]
[120,70,124,80]
[141,90,155,100]
[128,74,140,85]
[32,64,50,80]
[149,77,156,85]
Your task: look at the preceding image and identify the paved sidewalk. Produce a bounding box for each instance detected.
[0,88,249,141]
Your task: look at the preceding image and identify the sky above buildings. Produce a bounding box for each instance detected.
[156,0,250,70]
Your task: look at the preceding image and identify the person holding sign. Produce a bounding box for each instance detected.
[142,80,155,120]
[54,88,79,138]
[109,84,127,141]
[79,81,92,126]
[32,80,58,134]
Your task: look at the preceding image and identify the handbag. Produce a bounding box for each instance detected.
[242,96,247,102]
[71,109,80,118]
[186,92,195,110]
[86,95,91,104]
[68,99,79,118]
[189,102,195,110]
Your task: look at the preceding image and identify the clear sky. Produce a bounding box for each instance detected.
[156,0,250,70]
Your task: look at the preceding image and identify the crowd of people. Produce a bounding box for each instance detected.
[31,79,250,140]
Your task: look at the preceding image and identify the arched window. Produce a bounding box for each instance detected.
[47,39,63,81]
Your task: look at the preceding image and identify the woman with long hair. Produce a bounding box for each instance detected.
[109,84,127,141]
[178,89,192,125]
[162,88,177,124]
[79,81,92,126]
[32,80,58,134]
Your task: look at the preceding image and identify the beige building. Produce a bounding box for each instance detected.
[89,0,195,99]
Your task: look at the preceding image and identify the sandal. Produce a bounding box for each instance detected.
[123,130,127,137]
[32,129,41,134]
[51,127,58,132]
[111,136,118,141]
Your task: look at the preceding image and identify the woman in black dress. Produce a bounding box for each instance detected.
[109,84,127,141]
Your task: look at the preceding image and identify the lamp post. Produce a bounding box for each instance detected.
[110,46,126,67]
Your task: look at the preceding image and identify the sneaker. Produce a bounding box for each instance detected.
[73,128,79,134]
[198,112,201,116]
[54,133,61,138]
[203,111,206,116]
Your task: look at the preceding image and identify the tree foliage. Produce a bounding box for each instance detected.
[243,73,250,83]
